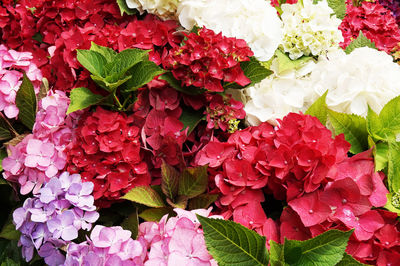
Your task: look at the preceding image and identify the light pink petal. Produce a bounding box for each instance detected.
[27,139,42,155]
[4,104,18,119]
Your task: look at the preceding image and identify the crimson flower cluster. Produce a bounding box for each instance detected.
[339,0,400,53]
[195,112,399,265]
[0,0,181,91]
[163,27,253,92]
[65,107,150,207]
[379,0,400,26]
[205,93,245,132]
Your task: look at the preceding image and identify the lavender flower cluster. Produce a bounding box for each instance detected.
[13,172,99,265]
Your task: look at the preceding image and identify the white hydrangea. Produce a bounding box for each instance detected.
[309,47,400,117]
[280,0,343,60]
[126,0,179,20]
[244,56,316,126]
[177,0,283,61]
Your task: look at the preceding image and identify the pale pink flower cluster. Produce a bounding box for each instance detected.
[2,90,74,194]
[139,208,219,266]
[65,225,147,266]
[0,44,42,118]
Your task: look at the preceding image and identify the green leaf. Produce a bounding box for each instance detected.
[327,110,368,154]
[269,241,287,266]
[1,257,19,266]
[344,31,377,54]
[275,50,312,74]
[90,42,117,63]
[197,215,269,266]
[366,106,386,141]
[66,87,104,114]
[15,74,37,130]
[124,61,165,91]
[178,165,208,199]
[327,0,347,20]
[305,91,328,125]
[378,95,400,141]
[138,207,173,222]
[388,142,400,193]
[0,218,20,241]
[188,194,218,210]
[0,116,11,141]
[105,49,149,80]
[336,252,367,266]
[179,107,204,136]
[159,72,203,95]
[116,0,136,15]
[122,186,166,208]
[283,229,353,266]
[225,57,273,89]
[77,50,107,77]
[93,75,132,92]
[166,196,188,209]
[161,162,180,200]
[121,208,139,239]
[374,142,389,172]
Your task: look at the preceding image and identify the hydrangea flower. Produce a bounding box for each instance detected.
[126,0,180,20]
[163,27,253,92]
[309,47,400,116]
[339,0,400,54]
[65,106,150,207]
[13,172,99,265]
[137,208,220,265]
[0,44,42,118]
[244,56,316,125]
[65,225,146,265]
[280,0,343,60]
[2,90,73,195]
[177,0,283,61]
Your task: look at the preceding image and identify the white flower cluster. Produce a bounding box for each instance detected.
[280,0,343,59]
[309,47,400,117]
[177,0,283,61]
[126,0,179,20]
[244,56,316,125]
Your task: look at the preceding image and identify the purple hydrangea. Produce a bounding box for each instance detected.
[13,172,99,265]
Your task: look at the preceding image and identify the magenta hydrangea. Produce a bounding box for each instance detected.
[2,90,76,194]
[0,44,42,118]
[13,172,99,266]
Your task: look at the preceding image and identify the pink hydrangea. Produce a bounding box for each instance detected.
[65,225,146,266]
[138,208,219,265]
[2,90,74,194]
[0,44,42,118]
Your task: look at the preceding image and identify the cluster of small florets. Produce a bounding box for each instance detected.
[205,93,245,133]
[196,112,399,265]
[2,90,73,194]
[163,27,253,92]
[339,0,400,53]
[13,172,99,266]
[0,0,181,91]
[0,44,42,118]
[65,106,150,207]
[65,225,146,265]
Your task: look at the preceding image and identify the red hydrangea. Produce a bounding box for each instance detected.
[0,1,181,91]
[339,0,400,53]
[205,93,245,132]
[163,27,253,92]
[66,107,150,207]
